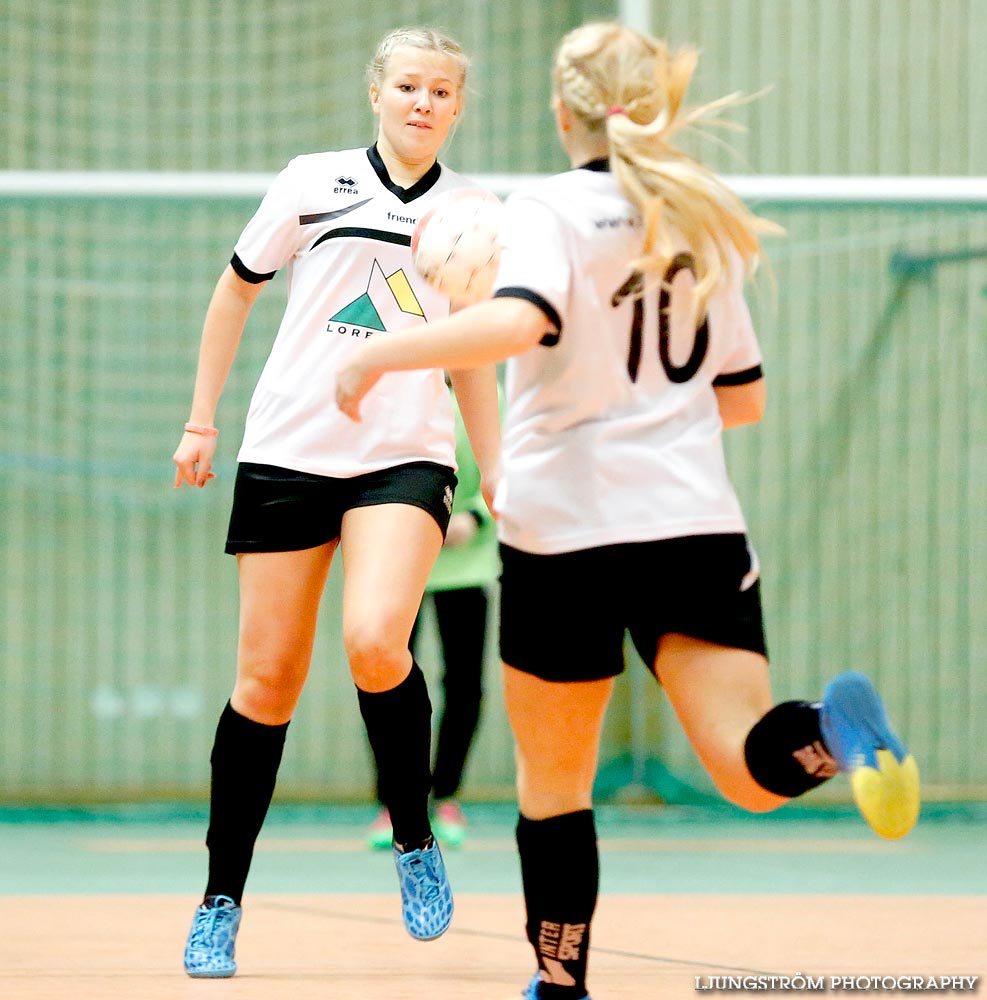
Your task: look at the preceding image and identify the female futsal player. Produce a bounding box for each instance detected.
[335,20,920,1000]
[173,26,501,978]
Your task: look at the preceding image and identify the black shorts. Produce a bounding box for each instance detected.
[498,533,767,682]
[225,461,457,554]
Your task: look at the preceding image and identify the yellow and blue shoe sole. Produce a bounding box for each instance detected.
[850,749,921,840]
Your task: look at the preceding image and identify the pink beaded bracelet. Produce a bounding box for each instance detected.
[184,422,219,437]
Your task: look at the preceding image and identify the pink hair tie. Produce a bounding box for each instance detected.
[184,422,219,437]
[607,105,626,117]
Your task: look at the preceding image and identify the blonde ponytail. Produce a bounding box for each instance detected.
[553,22,781,310]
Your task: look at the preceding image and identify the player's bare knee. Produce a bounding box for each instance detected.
[517,769,591,818]
[345,623,411,690]
[231,673,299,724]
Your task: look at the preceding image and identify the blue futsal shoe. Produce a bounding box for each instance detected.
[183,894,242,978]
[520,972,591,999]
[819,671,920,840]
[392,838,454,940]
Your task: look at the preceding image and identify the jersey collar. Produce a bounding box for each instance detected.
[578,157,610,172]
[367,144,442,203]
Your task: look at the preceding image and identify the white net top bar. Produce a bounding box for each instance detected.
[1,172,986,205]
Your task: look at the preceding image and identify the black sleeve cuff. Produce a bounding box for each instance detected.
[713,364,763,387]
[494,286,562,346]
[231,252,277,284]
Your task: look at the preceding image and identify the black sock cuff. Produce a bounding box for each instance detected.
[211,701,289,765]
[356,661,429,709]
[218,701,290,737]
[516,809,596,843]
[516,810,599,888]
[744,700,835,798]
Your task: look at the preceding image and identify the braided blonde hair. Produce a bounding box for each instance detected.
[367,26,470,98]
[553,22,781,308]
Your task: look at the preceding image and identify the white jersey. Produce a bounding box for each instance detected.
[491,162,763,555]
[232,146,476,478]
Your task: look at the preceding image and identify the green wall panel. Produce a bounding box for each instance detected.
[2,1,985,801]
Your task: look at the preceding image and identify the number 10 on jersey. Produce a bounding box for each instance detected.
[612,253,709,384]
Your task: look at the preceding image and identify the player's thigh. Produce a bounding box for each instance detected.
[236,545,335,648]
[234,544,337,710]
[340,502,444,650]
[655,634,774,768]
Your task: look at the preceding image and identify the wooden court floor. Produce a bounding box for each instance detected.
[2,893,983,1000]
[0,804,983,999]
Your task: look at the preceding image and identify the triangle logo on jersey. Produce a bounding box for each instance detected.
[331,259,425,332]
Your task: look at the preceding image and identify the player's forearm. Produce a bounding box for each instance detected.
[188,265,263,424]
[366,297,546,374]
[448,365,502,485]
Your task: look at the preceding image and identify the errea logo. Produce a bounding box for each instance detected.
[335,176,358,194]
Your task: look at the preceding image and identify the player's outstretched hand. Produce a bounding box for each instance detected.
[335,359,382,422]
[173,433,218,489]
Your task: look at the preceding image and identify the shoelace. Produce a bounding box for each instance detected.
[188,905,231,949]
[408,853,441,905]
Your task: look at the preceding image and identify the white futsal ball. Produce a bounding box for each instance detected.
[412,188,503,304]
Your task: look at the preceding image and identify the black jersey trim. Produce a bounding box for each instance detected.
[299,198,373,225]
[578,157,610,172]
[230,252,276,284]
[309,227,412,252]
[712,364,763,387]
[367,144,442,203]
[494,287,562,345]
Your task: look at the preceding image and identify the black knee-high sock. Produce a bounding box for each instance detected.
[358,663,433,849]
[516,810,599,999]
[204,701,289,903]
[744,700,838,798]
